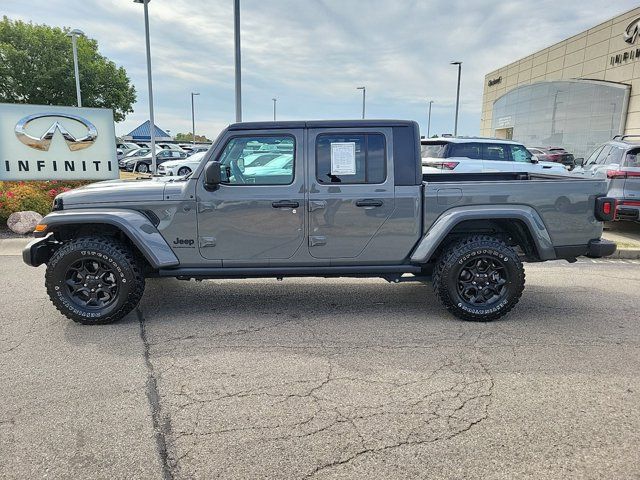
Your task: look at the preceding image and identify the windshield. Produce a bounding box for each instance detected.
[421,142,447,158]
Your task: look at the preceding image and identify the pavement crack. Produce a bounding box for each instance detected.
[137,308,174,480]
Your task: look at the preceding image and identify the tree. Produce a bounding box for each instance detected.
[174,132,211,143]
[0,17,136,122]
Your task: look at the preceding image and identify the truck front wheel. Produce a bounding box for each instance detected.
[433,235,525,322]
[45,236,145,325]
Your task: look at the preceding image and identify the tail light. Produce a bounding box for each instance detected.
[595,197,616,221]
[607,170,640,179]
[429,161,459,170]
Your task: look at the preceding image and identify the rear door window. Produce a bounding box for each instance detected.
[421,142,447,158]
[316,133,386,184]
[509,145,532,163]
[482,144,510,161]
[448,143,482,159]
[604,146,624,165]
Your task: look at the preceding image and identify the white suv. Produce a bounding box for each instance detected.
[421,137,567,174]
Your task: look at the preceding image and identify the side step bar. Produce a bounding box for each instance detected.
[157,264,422,279]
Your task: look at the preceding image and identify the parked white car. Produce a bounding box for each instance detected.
[157,151,206,176]
[421,137,568,174]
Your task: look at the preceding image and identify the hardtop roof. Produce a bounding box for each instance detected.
[228,119,417,130]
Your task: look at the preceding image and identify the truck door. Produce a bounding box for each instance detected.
[306,128,395,260]
[195,130,305,264]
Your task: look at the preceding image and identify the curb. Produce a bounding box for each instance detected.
[609,248,640,260]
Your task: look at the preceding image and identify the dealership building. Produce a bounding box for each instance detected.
[481,7,640,158]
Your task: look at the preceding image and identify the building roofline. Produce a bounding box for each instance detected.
[485,6,640,78]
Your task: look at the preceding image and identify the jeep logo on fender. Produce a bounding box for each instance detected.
[15,112,98,151]
[173,237,195,247]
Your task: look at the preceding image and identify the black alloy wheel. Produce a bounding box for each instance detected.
[45,236,145,324]
[456,256,508,307]
[433,235,525,322]
[65,259,119,309]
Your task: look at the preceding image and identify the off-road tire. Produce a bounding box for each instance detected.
[432,235,525,322]
[45,236,145,325]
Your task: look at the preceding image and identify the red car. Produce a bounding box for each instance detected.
[528,147,575,169]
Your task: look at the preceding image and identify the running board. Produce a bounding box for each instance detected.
[157,264,422,279]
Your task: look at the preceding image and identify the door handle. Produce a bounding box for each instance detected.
[355,199,383,208]
[272,200,299,209]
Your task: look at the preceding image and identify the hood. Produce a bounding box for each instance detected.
[57,178,169,206]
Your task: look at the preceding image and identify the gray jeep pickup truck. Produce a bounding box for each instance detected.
[23,120,616,324]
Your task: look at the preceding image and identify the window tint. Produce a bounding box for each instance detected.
[509,145,532,163]
[448,143,482,159]
[218,135,294,185]
[316,133,386,184]
[482,144,509,161]
[421,142,447,158]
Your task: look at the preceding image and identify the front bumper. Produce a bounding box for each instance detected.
[22,233,58,267]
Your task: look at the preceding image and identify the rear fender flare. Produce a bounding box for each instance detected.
[36,209,179,269]
[410,205,555,263]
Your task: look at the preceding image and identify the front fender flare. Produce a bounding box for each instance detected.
[410,205,555,263]
[36,209,179,269]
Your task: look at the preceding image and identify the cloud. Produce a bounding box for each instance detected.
[3,0,638,139]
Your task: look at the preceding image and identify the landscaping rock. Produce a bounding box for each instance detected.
[7,211,42,235]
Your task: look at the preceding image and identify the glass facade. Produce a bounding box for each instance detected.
[491,80,630,158]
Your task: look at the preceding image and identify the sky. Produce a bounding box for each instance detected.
[3,0,639,140]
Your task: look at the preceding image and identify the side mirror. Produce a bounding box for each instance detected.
[204,161,223,190]
[530,155,539,164]
[574,157,584,166]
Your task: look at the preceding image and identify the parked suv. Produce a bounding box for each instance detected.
[421,137,567,174]
[577,135,640,222]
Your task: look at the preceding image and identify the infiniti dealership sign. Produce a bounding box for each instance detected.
[0,103,117,180]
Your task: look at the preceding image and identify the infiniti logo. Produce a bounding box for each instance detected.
[623,17,640,45]
[15,112,98,151]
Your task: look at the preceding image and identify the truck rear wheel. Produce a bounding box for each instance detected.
[433,235,525,322]
[45,236,145,325]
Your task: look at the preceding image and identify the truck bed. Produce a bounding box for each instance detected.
[422,171,606,249]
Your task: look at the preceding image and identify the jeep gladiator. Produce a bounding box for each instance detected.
[23,120,617,324]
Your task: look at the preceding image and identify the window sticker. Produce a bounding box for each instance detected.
[330,142,356,175]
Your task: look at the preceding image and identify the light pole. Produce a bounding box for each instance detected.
[356,86,366,119]
[451,61,462,136]
[427,100,434,138]
[234,0,242,122]
[66,29,84,107]
[134,0,157,174]
[191,92,200,145]
[272,97,277,121]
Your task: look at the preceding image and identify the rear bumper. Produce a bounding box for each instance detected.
[554,239,617,260]
[22,233,57,267]
[615,205,640,221]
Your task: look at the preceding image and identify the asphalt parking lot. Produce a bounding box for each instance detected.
[1,254,639,479]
